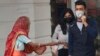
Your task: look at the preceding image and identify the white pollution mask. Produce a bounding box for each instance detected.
[75,10,84,18]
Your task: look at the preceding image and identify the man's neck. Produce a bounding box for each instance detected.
[77,18,82,22]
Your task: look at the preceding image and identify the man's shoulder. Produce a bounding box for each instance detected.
[87,16,97,24]
[87,16,97,21]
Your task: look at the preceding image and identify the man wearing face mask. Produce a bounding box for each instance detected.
[68,1,98,56]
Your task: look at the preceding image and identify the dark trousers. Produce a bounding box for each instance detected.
[58,48,68,56]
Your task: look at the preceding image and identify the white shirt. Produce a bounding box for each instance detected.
[77,22,83,31]
[15,35,31,51]
[52,24,69,50]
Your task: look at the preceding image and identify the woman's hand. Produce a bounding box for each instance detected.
[34,45,46,55]
[59,41,68,49]
[24,42,46,54]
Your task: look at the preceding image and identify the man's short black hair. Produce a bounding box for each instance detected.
[75,1,86,8]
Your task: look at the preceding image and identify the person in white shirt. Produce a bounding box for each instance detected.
[51,8,75,56]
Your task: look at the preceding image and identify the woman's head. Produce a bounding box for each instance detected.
[59,8,75,34]
[63,8,75,23]
[12,16,30,33]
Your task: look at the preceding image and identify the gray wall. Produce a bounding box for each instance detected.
[0,0,51,56]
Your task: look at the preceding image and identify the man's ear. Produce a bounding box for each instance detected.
[84,9,88,16]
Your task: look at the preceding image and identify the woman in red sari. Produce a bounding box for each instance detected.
[4,16,46,56]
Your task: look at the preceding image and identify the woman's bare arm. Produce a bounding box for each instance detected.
[26,42,46,55]
[41,41,68,46]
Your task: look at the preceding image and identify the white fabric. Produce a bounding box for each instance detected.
[77,22,83,31]
[15,35,31,51]
[52,24,68,50]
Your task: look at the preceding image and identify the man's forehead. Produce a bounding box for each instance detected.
[75,5,85,8]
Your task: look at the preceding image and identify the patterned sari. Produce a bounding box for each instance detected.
[4,16,30,56]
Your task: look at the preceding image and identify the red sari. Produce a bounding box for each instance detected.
[4,16,30,56]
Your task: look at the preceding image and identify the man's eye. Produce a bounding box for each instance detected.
[75,9,78,10]
[76,9,80,10]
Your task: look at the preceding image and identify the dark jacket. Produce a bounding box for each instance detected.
[68,17,98,56]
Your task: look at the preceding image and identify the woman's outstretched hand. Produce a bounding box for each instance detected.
[34,44,47,55]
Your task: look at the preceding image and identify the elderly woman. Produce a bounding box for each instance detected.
[4,16,46,56]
